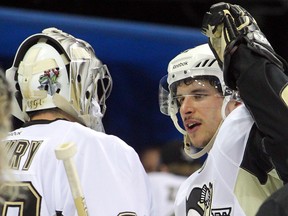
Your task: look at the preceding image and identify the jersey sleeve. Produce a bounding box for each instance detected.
[228,44,288,182]
[256,184,288,216]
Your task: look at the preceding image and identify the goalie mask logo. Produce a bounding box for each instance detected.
[38,68,61,96]
[186,182,232,216]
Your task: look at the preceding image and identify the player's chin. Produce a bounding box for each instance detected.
[189,136,206,149]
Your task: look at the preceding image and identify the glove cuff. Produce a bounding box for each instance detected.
[223,36,244,90]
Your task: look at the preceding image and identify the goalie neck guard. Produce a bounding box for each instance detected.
[6,27,112,132]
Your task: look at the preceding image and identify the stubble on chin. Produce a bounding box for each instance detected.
[189,133,211,149]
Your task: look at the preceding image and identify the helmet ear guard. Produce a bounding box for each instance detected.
[6,27,112,132]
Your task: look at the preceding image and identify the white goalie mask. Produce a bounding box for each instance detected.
[6,27,112,132]
[159,43,239,158]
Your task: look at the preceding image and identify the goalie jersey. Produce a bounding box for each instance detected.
[1,120,154,216]
[174,105,283,216]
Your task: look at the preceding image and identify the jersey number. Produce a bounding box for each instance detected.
[0,181,41,216]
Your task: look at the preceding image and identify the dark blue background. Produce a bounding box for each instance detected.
[0,7,207,152]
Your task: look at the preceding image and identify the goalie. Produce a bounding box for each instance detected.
[1,27,154,215]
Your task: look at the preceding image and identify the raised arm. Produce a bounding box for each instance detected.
[202,2,288,182]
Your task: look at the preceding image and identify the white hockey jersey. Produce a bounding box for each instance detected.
[1,119,154,216]
[174,105,283,216]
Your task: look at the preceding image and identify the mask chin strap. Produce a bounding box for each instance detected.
[170,111,223,159]
[183,120,223,159]
[89,98,105,132]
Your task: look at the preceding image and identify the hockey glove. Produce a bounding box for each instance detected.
[202,2,286,90]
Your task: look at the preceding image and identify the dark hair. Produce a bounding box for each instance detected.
[170,75,222,96]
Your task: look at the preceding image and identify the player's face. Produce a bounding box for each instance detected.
[176,79,223,148]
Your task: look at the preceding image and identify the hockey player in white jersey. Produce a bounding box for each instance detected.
[148,140,202,216]
[2,27,154,215]
[159,3,288,215]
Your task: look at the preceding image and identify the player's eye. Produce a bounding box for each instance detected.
[176,96,185,106]
[192,94,209,100]
[174,94,210,107]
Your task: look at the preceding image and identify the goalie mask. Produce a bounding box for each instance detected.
[159,43,239,158]
[6,27,112,132]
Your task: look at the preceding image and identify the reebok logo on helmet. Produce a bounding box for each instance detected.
[172,61,188,69]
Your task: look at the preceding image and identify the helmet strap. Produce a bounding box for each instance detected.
[170,113,186,135]
[221,95,232,119]
[183,120,223,159]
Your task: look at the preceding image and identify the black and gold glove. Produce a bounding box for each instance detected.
[202,2,285,89]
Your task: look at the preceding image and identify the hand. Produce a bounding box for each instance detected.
[202,2,285,89]
[202,2,243,67]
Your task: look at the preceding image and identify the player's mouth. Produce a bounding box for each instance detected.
[185,120,201,133]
